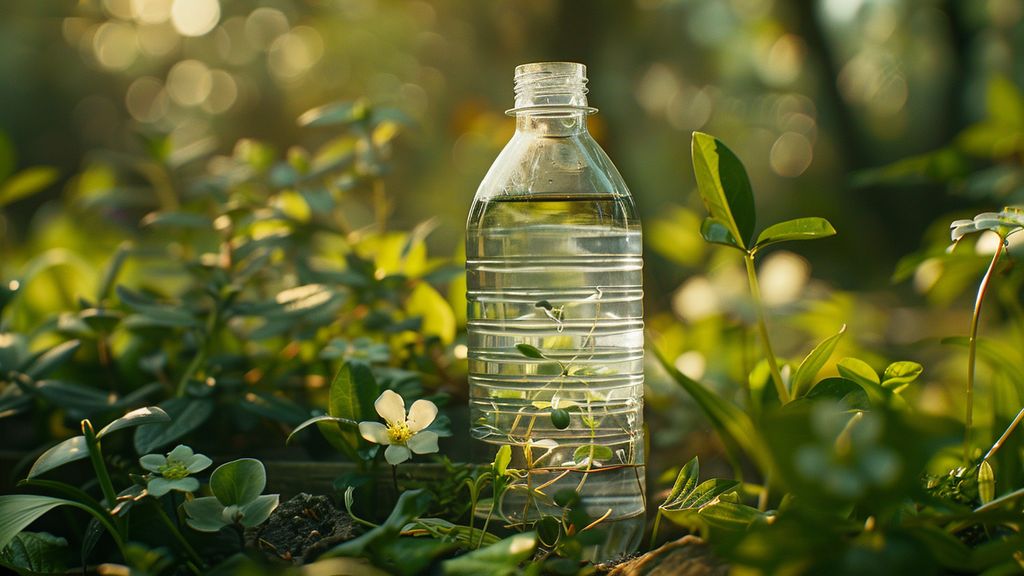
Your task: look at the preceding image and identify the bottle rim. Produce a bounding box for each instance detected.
[507,61,598,116]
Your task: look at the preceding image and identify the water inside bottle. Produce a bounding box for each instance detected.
[466,193,645,557]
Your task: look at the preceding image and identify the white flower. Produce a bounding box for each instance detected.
[139,444,212,497]
[358,390,439,465]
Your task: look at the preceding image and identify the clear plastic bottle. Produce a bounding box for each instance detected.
[466,62,644,558]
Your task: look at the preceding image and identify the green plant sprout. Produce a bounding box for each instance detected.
[947,208,1024,464]
[690,132,837,405]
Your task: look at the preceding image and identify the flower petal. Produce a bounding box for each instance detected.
[374,390,406,425]
[166,445,194,462]
[359,421,390,445]
[384,444,411,465]
[407,431,439,455]
[187,454,213,474]
[139,454,166,473]
[147,477,173,497]
[172,477,200,493]
[406,399,437,432]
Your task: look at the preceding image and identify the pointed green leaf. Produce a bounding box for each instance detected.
[698,500,763,530]
[515,344,545,359]
[133,397,214,455]
[754,217,836,251]
[286,415,356,445]
[210,459,266,506]
[0,496,79,550]
[493,445,512,477]
[323,361,378,456]
[27,436,88,478]
[97,406,170,438]
[0,167,59,209]
[836,358,892,407]
[663,457,700,506]
[881,361,923,393]
[653,345,765,470]
[23,340,81,379]
[441,532,537,576]
[790,325,846,398]
[699,217,743,249]
[691,132,755,248]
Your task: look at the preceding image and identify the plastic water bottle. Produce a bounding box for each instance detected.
[466,62,644,557]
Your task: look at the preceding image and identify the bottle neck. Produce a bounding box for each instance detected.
[515,111,589,136]
[509,62,594,137]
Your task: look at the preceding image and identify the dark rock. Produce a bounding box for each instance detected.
[253,493,360,564]
[599,536,729,576]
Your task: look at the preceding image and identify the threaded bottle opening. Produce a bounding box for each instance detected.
[508,61,597,115]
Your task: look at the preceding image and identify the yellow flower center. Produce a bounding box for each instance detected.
[387,421,413,444]
[159,459,190,480]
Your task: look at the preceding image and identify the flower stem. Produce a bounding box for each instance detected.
[152,499,205,569]
[82,420,118,512]
[984,406,1024,463]
[965,240,1005,464]
[744,252,789,404]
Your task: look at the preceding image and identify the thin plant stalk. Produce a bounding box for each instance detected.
[984,406,1024,463]
[744,252,789,404]
[152,500,205,571]
[965,240,1005,463]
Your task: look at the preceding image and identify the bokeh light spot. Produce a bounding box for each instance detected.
[93,22,139,71]
[202,70,238,114]
[131,0,172,24]
[770,131,813,177]
[245,8,289,51]
[126,76,169,123]
[167,59,213,106]
[170,0,220,37]
[268,26,324,81]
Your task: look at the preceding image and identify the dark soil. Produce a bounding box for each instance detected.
[253,493,361,564]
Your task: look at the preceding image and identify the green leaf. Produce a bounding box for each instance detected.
[697,500,763,531]
[803,377,870,411]
[0,496,81,551]
[653,345,765,470]
[22,340,80,379]
[182,496,227,533]
[493,445,511,477]
[660,478,741,530]
[298,100,368,128]
[238,494,279,528]
[836,358,891,407]
[442,532,536,576]
[753,217,836,251]
[210,458,266,506]
[27,436,87,478]
[32,381,115,413]
[0,167,59,209]
[978,460,995,505]
[691,132,756,248]
[515,343,545,359]
[572,444,614,463]
[0,532,69,574]
[324,361,379,456]
[133,397,214,455]
[790,325,846,398]
[663,457,700,506]
[286,415,356,445]
[881,361,923,393]
[699,217,742,249]
[96,406,170,438]
[323,489,433,559]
